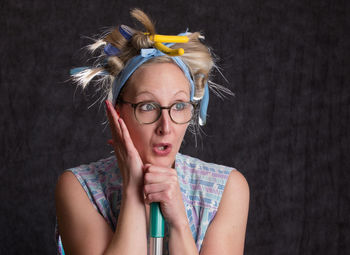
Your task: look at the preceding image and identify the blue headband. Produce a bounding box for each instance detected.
[109,46,209,125]
[111,48,195,102]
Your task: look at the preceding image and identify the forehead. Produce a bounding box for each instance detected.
[124,62,191,98]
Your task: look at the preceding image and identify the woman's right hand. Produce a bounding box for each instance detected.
[105,100,144,195]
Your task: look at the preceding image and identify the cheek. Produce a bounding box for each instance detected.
[131,127,151,149]
[122,117,152,153]
[175,124,189,145]
[118,108,143,142]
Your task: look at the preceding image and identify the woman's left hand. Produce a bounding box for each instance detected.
[143,164,188,229]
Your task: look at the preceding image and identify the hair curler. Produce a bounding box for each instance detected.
[147,33,189,56]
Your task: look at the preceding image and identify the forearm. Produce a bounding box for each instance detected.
[168,222,198,255]
[104,188,147,255]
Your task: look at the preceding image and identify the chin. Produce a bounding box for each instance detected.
[144,154,175,168]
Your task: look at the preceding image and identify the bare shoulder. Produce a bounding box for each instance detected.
[55,171,113,254]
[215,169,249,224]
[55,171,92,212]
[55,171,81,199]
[224,169,250,202]
[200,169,249,255]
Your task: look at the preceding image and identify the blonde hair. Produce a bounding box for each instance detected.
[72,9,227,100]
[71,9,232,137]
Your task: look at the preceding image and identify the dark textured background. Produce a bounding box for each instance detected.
[0,0,349,254]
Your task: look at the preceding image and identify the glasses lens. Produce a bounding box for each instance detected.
[170,102,194,124]
[135,102,160,124]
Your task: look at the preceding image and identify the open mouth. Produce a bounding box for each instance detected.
[158,145,167,151]
[153,143,172,155]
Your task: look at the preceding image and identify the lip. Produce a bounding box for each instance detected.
[152,143,172,156]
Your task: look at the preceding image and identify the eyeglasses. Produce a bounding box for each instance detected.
[118,99,196,124]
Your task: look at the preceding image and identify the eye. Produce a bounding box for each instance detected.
[173,102,187,111]
[139,102,158,112]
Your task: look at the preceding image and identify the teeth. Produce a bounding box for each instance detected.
[158,146,165,151]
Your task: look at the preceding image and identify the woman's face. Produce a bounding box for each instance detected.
[116,62,190,168]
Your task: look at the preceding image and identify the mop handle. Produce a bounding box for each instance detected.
[149,202,165,255]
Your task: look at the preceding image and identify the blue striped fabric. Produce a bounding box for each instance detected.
[56,153,234,254]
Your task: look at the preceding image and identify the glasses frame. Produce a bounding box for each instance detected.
[118,99,196,125]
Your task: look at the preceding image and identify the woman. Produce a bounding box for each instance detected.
[55,9,249,255]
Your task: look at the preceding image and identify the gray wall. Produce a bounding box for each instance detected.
[0,0,349,254]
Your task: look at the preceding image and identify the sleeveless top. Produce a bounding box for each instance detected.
[56,153,234,254]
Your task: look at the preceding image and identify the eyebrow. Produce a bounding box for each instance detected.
[134,90,189,99]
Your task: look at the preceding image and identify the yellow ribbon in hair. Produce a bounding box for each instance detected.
[146,33,189,56]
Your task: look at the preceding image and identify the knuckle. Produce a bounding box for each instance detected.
[147,166,156,173]
[168,182,174,190]
[144,173,151,182]
[165,190,172,200]
[147,194,152,201]
[149,193,157,202]
[170,175,178,183]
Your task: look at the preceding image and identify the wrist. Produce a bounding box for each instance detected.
[122,185,144,203]
[169,219,198,255]
[170,218,190,234]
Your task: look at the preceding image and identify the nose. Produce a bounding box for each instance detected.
[155,109,171,135]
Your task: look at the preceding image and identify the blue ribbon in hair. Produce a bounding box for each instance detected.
[104,43,120,56]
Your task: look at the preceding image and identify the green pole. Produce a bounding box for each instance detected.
[149,202,164,254]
